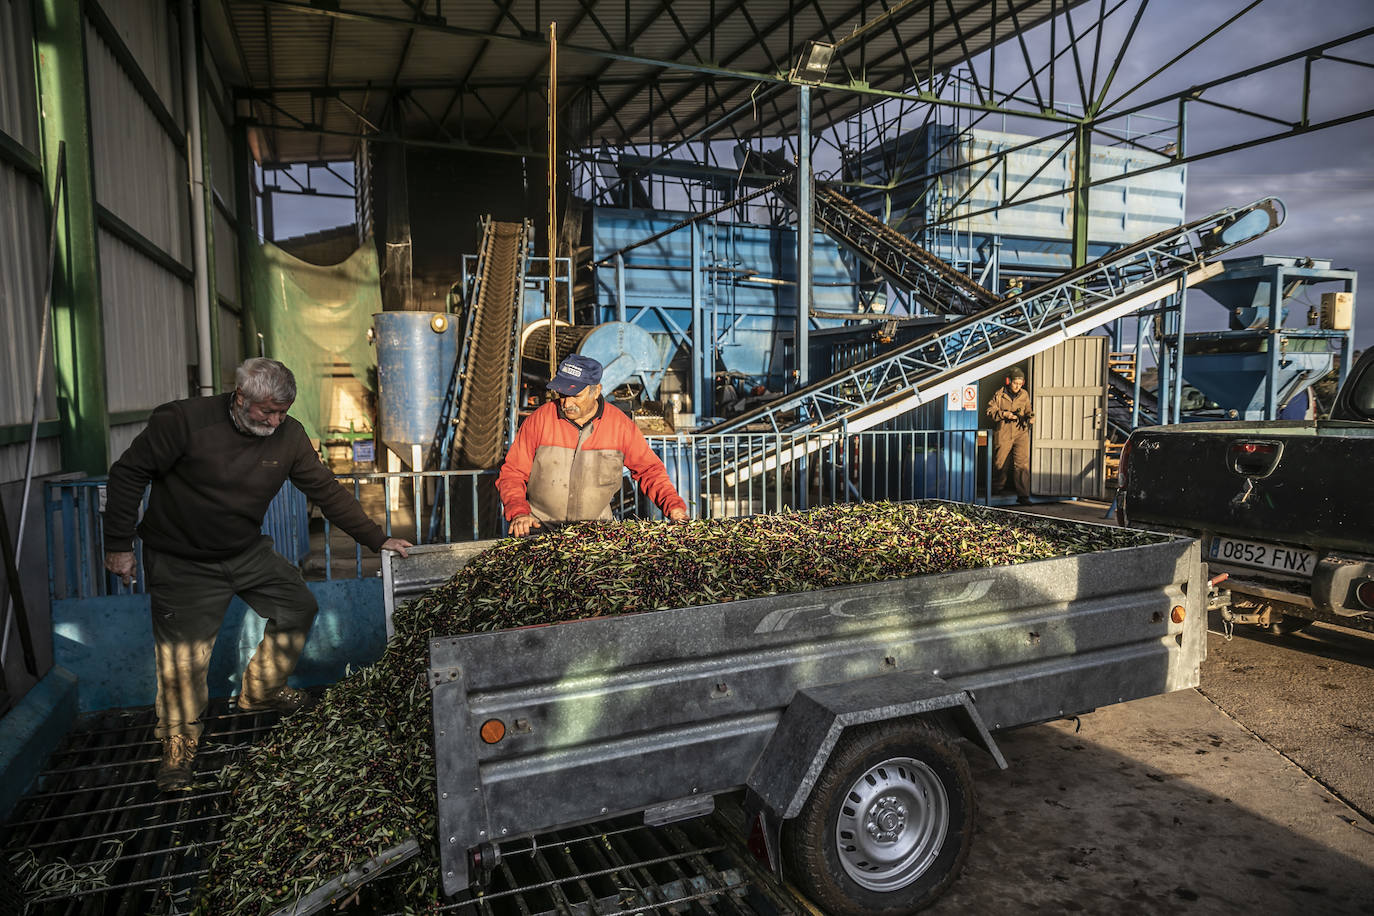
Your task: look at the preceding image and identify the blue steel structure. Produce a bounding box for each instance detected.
[698,198,1284,451]
[1171,256,1359,421]
[589,207,864,417]
[844,122,1189,295]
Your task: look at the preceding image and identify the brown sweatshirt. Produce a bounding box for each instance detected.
[104,393,386,561]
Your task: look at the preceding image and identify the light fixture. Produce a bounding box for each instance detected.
[789,40,836,86]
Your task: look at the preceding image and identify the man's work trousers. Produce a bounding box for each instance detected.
[991,424,1031,500]
[145,536,318,741]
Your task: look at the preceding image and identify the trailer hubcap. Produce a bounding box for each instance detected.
[834,756,948,892]
[866,796,908,842]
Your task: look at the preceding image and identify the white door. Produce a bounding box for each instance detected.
[1030,337,1108,499]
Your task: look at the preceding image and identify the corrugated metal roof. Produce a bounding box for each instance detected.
[211,0,1080,165]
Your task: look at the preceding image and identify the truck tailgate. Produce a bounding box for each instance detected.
[1120,422,1374,554]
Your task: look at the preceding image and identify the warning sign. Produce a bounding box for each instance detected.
[947,389,962,411]
[962,385,978,411]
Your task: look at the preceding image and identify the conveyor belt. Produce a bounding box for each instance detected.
[455,219,531,469]
[700,197,1283,441]
[740,148,999,316]
[3,704,809,915]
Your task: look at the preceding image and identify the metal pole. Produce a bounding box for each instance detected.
[1265,264,1282,420]
[796,85,813,389]
[1132,314,1145,428]
[547,21,559,381]
[182,0,214,395]
[691,224,704,423]
[615,253,626,323]
[1174,288,1189,423]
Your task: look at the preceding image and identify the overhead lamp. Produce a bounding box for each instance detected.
[789,40,836,86]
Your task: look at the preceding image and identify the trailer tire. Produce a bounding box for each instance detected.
[782,718,975,916]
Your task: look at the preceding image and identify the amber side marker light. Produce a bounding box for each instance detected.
[480,719,507,744]
[1171,605,1187,624]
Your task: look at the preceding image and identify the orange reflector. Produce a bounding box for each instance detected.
[480,719,506,744]
[1171,605,1186,624]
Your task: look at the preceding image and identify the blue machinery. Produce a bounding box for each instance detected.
[1166,256,1357,421]
[700,199,1284,441]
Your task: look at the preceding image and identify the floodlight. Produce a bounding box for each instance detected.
[789,41,835,86]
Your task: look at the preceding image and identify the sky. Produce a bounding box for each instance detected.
[266,0,1374,351]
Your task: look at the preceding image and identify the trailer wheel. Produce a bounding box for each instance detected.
[782,718,974,916]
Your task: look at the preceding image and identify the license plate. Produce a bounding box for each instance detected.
[1208,536,1316,576]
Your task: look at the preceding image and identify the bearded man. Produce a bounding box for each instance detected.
[103,358,411,790]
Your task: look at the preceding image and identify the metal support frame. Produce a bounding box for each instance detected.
[699,198,1284,458]
[33,0,110,475]
[796,85,812,390]
[1160,259,1359,422]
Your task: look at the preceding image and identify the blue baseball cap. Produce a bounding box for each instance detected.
[547,354,604,395]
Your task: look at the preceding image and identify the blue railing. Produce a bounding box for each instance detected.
[45,430,988,599]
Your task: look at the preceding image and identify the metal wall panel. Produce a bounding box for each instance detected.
[1030,336,1107,499]
[86,18,191,263]
[94,0,182,116]
[217,302,241,390]
[0,439,60,484]
[98,228,193,412]
[109,421,147,462]
[958,129,1185,245]
[0,167,54,433]
[1,0,40,148]
[207,93,235,211]
[213,206,238,304]
[0,0,54,460]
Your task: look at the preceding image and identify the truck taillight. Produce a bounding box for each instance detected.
[1356,579,1374,611]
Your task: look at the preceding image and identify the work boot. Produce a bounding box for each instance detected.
[237,685,313,714]
[155,735,198,791]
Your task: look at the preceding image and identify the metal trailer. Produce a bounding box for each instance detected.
[381,505,1206,915]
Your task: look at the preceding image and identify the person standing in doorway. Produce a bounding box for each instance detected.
[103,358,412,791]
[987,366,1035,505]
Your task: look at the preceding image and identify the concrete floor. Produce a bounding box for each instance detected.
[924,498,1374,914]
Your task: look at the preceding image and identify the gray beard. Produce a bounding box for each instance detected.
[231,402,277,437]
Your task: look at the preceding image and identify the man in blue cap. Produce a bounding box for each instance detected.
[497,354,689,534]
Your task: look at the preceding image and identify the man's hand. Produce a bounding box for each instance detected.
[105,550,136,587]
[381,537,413,558]
[509,514,542,537]
[668,507,689,523]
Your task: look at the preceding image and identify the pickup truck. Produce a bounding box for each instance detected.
[374,503,1205,916]
[1117,347,1374,634]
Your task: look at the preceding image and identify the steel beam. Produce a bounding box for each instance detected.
[33,0,110,475]
[796,85,812,389]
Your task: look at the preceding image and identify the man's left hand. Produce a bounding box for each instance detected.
[381,537,413,558]
[668,507,689,523]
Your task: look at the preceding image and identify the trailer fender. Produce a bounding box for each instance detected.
[744,670,1005,871]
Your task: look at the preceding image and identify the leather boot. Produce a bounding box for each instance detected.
[156,734,198,791]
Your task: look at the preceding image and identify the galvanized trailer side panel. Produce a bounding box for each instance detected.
[429,534,1204,894]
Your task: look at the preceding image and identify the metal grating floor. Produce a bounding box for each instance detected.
[2,701,809,916]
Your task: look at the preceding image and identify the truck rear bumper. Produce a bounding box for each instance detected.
[1216,552,1374,617]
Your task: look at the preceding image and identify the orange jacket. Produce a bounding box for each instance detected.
[496,399,687,521]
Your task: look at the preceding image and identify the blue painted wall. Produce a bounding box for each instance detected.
[51,579,385,713]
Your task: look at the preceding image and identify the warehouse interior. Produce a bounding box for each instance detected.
[0,0,1370,912]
